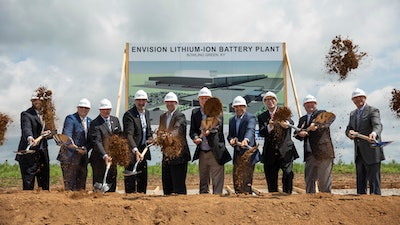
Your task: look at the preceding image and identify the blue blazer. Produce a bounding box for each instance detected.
[227,112,256,158]
[57,112,92,163]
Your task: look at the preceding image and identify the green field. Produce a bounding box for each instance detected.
[1,161,399,187]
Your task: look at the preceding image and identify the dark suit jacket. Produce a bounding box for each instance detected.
[295,110,334,161]
[159,110,191,165]
[227,112,256,159]
[258,109,298,165]
[57,112,92,163]
[122,106,152,160]
[345,104,384,164]
[189,108,231,165]
[16,107,49,163]
[89,115,122,164]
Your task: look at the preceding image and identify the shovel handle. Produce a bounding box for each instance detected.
[140,143,153,158]
[105,161,112,170]
[349,131,374,143]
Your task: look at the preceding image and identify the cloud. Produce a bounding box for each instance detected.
[0,0,399,164]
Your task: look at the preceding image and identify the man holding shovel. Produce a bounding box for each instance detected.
[259,91,299,194]
[16,91,52,190]
[190,87,231,194]
[158,92,191,195]
[89,98,122,192]
[295,94,334,194]
[57,98,92,191]
[227,96,257,194]
[345,88,385,195]
[122,90,153,194]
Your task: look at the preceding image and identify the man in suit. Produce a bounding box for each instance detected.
[227,96,256,194]
[123,90,153,194]
[258,91,299,194]
[89,98,122,192]
[57,98,93,191]
[190,87,231,194]
[345,88,384,195]
[158,92,191,195]
[16,91,52,190]
[295,95,334,193]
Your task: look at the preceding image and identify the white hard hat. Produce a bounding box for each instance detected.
[303,94,317,104]
[77,98,91,108]
[262,91,277,102]
[99,98,112,109]
[232,96,247,107]
[351,88,366,99]
[134,90,148,100]
[198,87,212,97]
[164,92,178,103]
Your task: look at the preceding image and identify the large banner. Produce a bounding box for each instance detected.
[127,42,286,125]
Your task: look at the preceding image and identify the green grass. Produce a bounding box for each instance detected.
[1,161,399,187]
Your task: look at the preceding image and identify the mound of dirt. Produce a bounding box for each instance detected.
[0,173,399,225]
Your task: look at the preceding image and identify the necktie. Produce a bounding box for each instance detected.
[235,116,241,135]
[106,118,111,131]
[140,113,147,145]
[356,109,362,130]
[307,114,311,125]
[82,118,87,137]
[166,113,172,129]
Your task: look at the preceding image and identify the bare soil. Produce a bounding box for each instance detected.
[0,173,399,225]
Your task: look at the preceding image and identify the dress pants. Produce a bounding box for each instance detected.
[264,157,294,194]
[124,159,148,193]
[162,162,188,195]
[304,154,333,193]
[19,150,49,190]
[355,154,381,195]
[198,150,225,194]
[60,154,87,191]
[233,155,254,194]
[91,160,117,192]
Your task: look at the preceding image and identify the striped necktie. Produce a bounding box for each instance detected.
[106,118,111,131]
[82,117,87,137]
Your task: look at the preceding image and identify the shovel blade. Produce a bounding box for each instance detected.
[122,169,142,176]
[372,141,393,148]
[93,182,102,190]
[93,182,111,193]
[101,184,111,192]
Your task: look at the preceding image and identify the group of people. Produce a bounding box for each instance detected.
[16,87,385,195]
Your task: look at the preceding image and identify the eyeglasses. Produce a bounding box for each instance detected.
[78,107,90,109]
[264,98,275,102]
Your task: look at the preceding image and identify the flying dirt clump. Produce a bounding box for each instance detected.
[390,88,400,118]
[0,113,13,146]
[325,35,367,80]
[35,85,57,131]
[155,129,183,161]
[107,134,132,167]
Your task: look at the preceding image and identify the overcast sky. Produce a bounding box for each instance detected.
[1,0,399,164]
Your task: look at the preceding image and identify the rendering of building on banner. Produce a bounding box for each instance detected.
[119,42,298,124]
